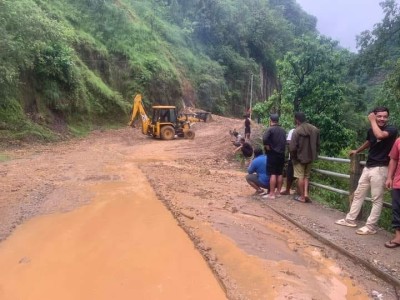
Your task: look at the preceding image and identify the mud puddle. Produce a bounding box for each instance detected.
[0,163,226,300]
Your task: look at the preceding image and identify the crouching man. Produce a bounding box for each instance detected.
[246,147,270,195]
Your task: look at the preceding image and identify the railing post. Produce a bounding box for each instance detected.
[348,153,364,206]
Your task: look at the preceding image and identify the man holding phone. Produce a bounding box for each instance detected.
[335,107,397,235]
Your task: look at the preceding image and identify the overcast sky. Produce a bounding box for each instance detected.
[295,0,386,52]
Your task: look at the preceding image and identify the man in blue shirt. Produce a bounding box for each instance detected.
[246,147,270,195]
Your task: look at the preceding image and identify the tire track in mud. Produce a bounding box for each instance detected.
[140,159,373,300]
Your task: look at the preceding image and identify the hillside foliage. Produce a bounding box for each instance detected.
[1,0,400,156]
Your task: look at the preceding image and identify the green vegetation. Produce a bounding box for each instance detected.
[0,153,11,162]
[0,0,318,142]
[303,0,400,230]
[2,0,400,147]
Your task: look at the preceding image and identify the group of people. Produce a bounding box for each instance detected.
[239,106,400,249]
[231,114,254,159]
[262,112,319,202]
[241,112,320,203]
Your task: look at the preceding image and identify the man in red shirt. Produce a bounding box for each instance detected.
[385,137,400,248]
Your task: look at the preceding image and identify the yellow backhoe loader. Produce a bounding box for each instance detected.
[128,94,195,140]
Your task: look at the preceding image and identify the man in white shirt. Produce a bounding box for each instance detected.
[281,128,295,195]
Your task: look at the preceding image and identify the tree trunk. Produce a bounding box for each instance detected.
[294,96,301,112]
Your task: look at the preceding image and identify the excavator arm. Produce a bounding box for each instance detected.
[128,94,151,135]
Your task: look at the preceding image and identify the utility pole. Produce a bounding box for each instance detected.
[249,73,253,119]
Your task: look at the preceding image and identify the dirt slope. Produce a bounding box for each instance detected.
[0,116,398,299]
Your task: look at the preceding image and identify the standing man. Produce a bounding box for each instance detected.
[281,127,296,195]
[335,107,397,235]
[262,114,286,199]
[385,137,400,248]
[244,114,251,141]
[289,112,320,203]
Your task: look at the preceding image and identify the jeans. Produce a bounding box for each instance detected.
[392,189,400,230]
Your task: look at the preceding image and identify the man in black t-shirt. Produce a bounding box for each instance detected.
[233,137,253,158]
[262,114,287,199]
[335,106,398,235]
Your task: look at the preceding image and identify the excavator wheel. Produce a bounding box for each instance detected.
[184,130,195,139]
[160,125,175,140]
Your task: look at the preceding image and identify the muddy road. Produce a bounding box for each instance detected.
[0,116,396,299]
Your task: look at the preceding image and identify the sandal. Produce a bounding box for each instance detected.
[335,219,357,228]
[384,240,400,248]
[293,195,306,203]
[356,226,377,235]
[253,189,267,196]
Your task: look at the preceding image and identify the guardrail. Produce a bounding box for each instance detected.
[310,154,392,209]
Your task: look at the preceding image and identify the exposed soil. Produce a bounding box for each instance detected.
[0,116,399,299]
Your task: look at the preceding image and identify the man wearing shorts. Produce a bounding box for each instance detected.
[289,112,320,203]
[262,114,286,199]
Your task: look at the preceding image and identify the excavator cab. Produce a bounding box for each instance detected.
[152,107,177,123]
[151,106,194,140]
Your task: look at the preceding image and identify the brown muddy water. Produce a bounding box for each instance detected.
[0,164,226,300]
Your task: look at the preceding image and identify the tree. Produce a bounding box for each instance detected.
[274,35,359,154]
[356,0,400,128]
[357,0,400,73]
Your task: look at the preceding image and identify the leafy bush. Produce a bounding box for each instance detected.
[0,99,57,141]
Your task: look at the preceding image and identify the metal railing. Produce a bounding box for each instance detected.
[310,154,392,209]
